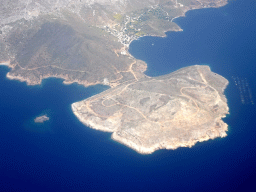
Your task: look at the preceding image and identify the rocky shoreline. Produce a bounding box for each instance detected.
[111,122,228,154]
[6,69,102,87]
[73,99,229,155]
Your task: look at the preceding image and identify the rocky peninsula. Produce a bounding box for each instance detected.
[72,65,229,154]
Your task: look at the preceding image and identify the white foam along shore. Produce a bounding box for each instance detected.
[72,100,229,155]
[0,61,10,66]
[111,119,228,154]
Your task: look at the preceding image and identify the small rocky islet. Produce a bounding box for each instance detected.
[34,115,49,123]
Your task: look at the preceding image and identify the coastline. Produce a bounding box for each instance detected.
[2,1,256,190]
[6,70,102,88]
[1,1,230,155]
[3,56,146,88]
[128,1,228,43]
[111,121,228,155]
[109,116,228,154]
[0,61,10,67]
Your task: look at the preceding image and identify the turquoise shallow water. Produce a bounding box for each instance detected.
[1,0,256,191]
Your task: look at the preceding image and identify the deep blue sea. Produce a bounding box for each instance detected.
[1,0,256,191]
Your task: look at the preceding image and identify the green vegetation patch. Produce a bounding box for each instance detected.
[113,13,123,22]
[135,31,146,37]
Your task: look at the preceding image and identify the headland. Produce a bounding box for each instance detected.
[72,65,229,154]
